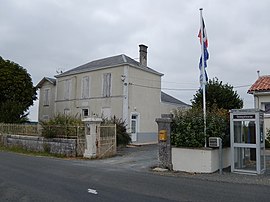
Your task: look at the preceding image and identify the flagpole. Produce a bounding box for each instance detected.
[199,8,207,147]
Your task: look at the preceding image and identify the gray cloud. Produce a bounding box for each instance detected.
[0,0,269,120]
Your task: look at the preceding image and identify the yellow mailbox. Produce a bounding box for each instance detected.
[159,130,167,141]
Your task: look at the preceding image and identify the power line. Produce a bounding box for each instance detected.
[129,83,198,91]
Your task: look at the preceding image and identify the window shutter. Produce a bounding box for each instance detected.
[82,76,89,98]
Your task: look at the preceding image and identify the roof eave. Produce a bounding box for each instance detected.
[36,77,56,88]
[55,63,163,78]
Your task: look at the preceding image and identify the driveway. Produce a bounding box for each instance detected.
[96,144,158,171]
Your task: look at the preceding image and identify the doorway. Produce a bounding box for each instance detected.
[131,113,139,142]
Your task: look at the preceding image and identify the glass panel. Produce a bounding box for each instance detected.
[234,121,256,144]
[260,121,264,143]
[260,147,265,171]
[131,120,136,133]
[234,147,256,172]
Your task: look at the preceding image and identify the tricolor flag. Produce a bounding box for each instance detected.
[198,17,209,85]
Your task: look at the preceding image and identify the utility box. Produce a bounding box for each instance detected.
[209,137,221,148]
[159,130,167,141]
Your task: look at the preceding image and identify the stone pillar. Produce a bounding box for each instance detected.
[82,117,102,158]
[155,114,173,170]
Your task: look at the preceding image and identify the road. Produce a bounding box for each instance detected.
[0,149,270,202]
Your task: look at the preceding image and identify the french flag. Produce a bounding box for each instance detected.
[198,17,209,84]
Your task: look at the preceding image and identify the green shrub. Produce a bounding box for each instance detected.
[41,114,83,138]
[103,116,131,146]
[171,106,229,148]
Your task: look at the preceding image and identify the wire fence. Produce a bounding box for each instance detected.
[0,123,85,139]
[0,123,41,136]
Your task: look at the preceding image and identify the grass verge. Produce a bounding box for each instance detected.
[0,143,65,158]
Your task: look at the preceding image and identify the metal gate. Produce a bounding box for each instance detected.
[97,124,116,158]
[75,126,86,157]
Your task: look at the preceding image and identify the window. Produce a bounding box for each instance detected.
[64,108,70,115]
[82,76,90,98]
[43,88,50,106]
[102,73,111,97]
[82,108,89,117]
[64,79,72,100]
[265,103,270,114]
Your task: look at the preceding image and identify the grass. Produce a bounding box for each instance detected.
[0,143,65,158]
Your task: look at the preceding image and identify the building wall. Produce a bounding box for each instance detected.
[160,102,190,115]
[128,67,161,134]
[55,66,124,119]
[38,65,188,144]
[254,93,270,133]
[38,81,56,121]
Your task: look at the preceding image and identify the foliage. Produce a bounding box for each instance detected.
[191,78,243,110]
[40,114,83,138]
[103,116,131,146]
[171,106,229,148]
[265,129,270,148]
[0,57,37,123]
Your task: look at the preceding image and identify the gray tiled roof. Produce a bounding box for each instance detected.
[161,91,190,106]
[36,77,56,88]
[55,54,163,78]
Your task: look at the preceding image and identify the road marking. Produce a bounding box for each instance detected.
[88,188,98,195]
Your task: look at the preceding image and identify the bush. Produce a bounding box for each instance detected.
[41,114,83,138]
[102,116,131,146]
[171,106,229,148]
[265,129,270,148]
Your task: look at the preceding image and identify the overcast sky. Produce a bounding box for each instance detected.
[1,0,269,121]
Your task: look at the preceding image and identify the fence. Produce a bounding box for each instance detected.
[0,123,86,157]
[97,124,117,158]
[0,123,116,158]
[41,125,85,139]
[0,123,41,136]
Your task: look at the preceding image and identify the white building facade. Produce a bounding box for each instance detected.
[37,45,190,143]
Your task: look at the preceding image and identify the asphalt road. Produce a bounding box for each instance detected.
[0,148,270,202]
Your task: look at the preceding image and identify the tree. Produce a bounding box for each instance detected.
[191,78,243,110]
[0,56,37,123]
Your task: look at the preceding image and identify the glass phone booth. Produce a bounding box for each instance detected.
[230,109,265,174]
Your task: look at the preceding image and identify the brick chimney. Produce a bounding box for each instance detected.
[139,44,148,67]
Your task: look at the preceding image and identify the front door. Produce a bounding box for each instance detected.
[131,114,138,142]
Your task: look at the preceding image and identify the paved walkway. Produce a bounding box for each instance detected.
[97,144,158,171]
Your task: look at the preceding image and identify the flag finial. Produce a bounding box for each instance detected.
[200,8,203,11]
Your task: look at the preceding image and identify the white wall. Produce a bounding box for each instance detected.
[172,147,231,173]
[38,81,56,121]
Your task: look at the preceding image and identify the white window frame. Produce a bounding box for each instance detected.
[81,76,90,99]
[64,108,70,115]
[102,73,112,97]
[43,88,50,106]
[82,108,89,117]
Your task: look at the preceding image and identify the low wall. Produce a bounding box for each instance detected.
[172,147,231,173]
[1,134,77,157]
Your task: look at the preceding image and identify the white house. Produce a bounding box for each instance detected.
[248,75,270,132]
[37,45,190,143]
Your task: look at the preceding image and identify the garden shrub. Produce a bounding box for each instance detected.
[41,114,83,138]
[103,116,131,146]
[171,106,229,148]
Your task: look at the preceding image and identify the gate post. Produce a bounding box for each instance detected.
[155,114,173,170]
[82,117,102,158]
